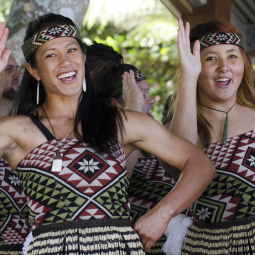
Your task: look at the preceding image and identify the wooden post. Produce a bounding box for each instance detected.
[182,0,231,29]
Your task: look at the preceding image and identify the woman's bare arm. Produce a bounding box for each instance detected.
[121,110,216,252]
[169,19,201,145]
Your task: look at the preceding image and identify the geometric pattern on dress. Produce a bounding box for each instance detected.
[128,158,174,254]
[1,213,30,245]
[0,159,30,247]
[186,129,255,223]
[128,158,176,224]
[17,139,131,229]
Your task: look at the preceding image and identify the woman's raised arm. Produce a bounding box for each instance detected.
[169,19,201,145]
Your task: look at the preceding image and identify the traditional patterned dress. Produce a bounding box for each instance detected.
[16,114,145,255]
[182,129,255,254]
[0,159,30,255]
[128,157,176,254]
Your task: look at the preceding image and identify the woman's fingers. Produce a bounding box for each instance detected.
[0,23,8,55]
[178,19,190,56]
[0,23,11,73]
[185,21,190,49]
[1,49,12,64]
[193,40,200,58]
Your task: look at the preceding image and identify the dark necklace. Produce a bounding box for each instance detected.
[42,107,74,172]
[201,102,236,145]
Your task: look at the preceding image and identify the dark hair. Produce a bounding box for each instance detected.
[15,13,125,153]
[84,41,123,72]
[91,62,140,105]
[166,20,255,147]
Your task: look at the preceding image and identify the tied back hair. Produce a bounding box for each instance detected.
[15,13,125,154]
[84,41,124,72]
[91,62,140,105]
[164,20,255,148]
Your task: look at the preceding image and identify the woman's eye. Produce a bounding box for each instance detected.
[229,55,237,58]
[206,56,216,61]
[46,53,56,58]
[68,48,77,53]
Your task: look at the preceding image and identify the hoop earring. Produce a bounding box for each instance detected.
[37,80,40,105]
[83,77,86,92]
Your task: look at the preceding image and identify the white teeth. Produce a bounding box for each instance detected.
[58,71,75,79]
[215,78,230,82]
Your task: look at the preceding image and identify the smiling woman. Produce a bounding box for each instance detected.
[164,19,255,254]
[0,13,216,255]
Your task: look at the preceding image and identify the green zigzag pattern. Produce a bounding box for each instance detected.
[18,170,87,224]
[96,174,130,219]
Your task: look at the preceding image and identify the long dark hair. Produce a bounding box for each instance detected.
[15,13,125,153]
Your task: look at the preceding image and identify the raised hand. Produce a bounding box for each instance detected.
[122,70,145,113]
[0,22,12,73]
[177,19,201,79]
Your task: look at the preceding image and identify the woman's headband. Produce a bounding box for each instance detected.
[22,24,82,61]
[190,32,245,52]
[112,70,146,97]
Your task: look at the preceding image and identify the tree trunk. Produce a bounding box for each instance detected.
[6,0,90,68]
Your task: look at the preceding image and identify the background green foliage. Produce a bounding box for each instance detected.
[1,0,179,121]
[0,0,11,22]
[82,0,179,121]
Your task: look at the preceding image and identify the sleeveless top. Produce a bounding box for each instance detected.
[0,159,30,246]
[128,157,176,224]
[186,129,255,223]
[16,114,131,230]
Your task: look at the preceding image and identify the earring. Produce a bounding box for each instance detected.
[83,77,86,92]
[37,80,40,105]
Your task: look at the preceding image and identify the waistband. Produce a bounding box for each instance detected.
[33,218,132,237]
[0,244,23,251]
[194,214,255,229]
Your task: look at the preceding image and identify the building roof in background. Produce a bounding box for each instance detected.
[161,0,255,61]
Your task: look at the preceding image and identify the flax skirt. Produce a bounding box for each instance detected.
[27,219,145,255]
[182,215,255,255]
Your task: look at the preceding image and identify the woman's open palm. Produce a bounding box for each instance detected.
[177,19,201,79]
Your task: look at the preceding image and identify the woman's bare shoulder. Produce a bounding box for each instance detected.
[0,115,34,132]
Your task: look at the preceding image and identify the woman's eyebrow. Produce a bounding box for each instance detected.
[41,43,78,55]
[201,51,217,56]
[42,48,56,55]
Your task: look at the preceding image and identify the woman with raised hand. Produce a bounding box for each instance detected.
[0,14,215,254]
[165,19,255,254]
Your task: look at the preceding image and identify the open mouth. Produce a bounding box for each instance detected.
[147,109,154,118]
[57,71,76,82]
[214,77,231,87]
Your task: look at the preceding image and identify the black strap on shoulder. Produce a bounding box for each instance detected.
[27,113,55,141]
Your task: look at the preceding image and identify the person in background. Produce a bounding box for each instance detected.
[165,18,255,254]
[92,62,178,254]
[0,33,30,255]
[0,13,216,254]
[0,55,20,117]
[84,41,123,72]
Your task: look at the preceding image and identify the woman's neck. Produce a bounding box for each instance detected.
[41,94,78,119]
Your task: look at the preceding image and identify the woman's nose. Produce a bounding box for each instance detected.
[217,58,229,73]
